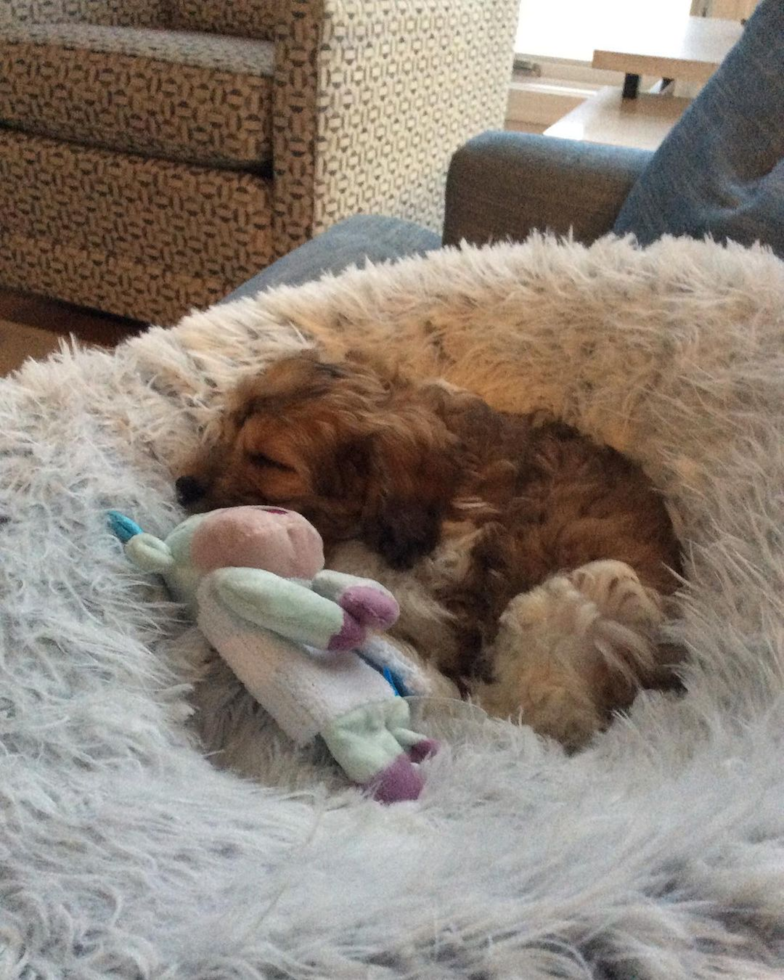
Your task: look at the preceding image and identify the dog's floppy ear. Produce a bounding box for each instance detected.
[359,422,459,570]
[314,436,371,500]
[362,498,443,571]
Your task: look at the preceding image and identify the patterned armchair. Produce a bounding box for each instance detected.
[0,0,519,323]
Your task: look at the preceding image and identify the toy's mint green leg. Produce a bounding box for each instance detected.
[322,703,407,782]
[312,570,399,631]
[320,699,439,804]
[383,699,439,763]
[211,567,366,651]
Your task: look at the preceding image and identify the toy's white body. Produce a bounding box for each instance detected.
[115,505,438,801]
[198,574,393,744]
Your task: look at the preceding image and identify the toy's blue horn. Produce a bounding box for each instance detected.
[107,510,144,543]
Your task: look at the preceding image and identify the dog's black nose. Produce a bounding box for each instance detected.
[176,475,206,507]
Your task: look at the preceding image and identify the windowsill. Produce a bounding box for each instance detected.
[506,55,620,128]
[506,56,701,130]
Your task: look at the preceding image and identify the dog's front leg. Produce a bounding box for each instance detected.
[474,561,666,749]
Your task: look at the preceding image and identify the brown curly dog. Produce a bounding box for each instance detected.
[178,351,682,747]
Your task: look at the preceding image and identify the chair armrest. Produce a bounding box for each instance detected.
[1,0,169,26]
[1,1,42,23]
[221,215,440,302]
[272,0,519,258]
[443,132,653,247]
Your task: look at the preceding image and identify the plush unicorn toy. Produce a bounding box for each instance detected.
[109,506,438,802]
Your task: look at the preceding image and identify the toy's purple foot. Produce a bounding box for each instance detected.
[339,586,399,631]
[327,612,367,652]
[408,738,440,763]
[364,754,424,804]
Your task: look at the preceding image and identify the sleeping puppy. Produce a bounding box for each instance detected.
[178,351,682,747]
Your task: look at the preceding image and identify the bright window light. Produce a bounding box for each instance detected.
[516,0,693,62]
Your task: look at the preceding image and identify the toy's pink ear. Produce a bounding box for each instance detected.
[190,507,324,578]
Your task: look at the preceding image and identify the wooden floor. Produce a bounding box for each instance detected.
[0,287,145,376]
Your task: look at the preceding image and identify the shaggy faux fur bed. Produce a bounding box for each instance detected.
[1,235,784,979]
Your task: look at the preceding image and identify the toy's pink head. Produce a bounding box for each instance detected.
[190,506,324,578]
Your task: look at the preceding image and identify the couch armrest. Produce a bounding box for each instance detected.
[443,132,653,248]
[1,0,169,27]
[272,0,519,259]
[222,215,440,302]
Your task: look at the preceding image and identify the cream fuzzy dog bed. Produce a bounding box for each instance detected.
[2,235,784,979]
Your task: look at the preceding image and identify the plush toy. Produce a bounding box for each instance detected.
[108,506,438,802]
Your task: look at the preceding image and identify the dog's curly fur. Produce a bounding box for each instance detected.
[179,351,682,746]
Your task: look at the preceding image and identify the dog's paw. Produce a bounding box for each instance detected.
[476,564,669,748]
[520,666,604,748]
[567,560,663,631]
[475,584,606,746]
[476,663,603,750]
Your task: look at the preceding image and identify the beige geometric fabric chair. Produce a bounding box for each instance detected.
[0,0,519,324]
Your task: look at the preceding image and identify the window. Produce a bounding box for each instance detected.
[507,0,755,136]
[515,0,693,64]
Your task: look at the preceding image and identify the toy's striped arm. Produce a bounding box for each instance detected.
[311,570,399,631]
[210,567,366,651]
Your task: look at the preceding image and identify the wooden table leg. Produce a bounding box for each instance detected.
[622,73,640,99]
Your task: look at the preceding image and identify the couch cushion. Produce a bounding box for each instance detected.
[170,0,276,42]
[613,0,784,260]
[0,23,275,169]
[3,0,172,29]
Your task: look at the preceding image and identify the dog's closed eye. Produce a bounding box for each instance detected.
[245,451,294,472]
